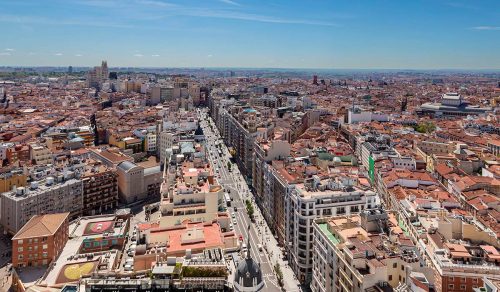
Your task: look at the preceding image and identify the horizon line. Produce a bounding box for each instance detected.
[1,65,500,72]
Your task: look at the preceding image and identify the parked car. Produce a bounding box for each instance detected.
[124,264,133,271]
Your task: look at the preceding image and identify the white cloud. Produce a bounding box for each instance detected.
[207,54,213,58]
[181,9,338,26]
[471,26,500,31]
[0,13,134,29]
[137,0,176,7]
[54,53,63,56]
[152,54,160,57]
[0,52,11,56]
[75,54,83,57]
[219,0,240,6]
[134,53,144,57]
[4,48,14,51]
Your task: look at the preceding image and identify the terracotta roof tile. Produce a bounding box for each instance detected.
[13,212,69,240]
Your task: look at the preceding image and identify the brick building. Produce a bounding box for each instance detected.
[12,212,70,268]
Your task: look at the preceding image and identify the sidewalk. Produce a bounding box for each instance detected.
[238,178,301,292]
[205,112,301,291]
[254,206,301,292]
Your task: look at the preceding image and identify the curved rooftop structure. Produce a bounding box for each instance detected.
[117,161,138,172]
[233,240,264,292]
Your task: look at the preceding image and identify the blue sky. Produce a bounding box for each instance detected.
[0,0,499,69]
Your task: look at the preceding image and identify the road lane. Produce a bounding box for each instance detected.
[200,111,281,291]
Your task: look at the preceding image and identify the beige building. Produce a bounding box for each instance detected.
[0,168,27,193]
[414,140,455,172]
[311,211,427,292]
[29,144,53,165]
[159,157,223,227]
[116,161,162,204]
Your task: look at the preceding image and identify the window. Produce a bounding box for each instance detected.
[17,240,23,244]
[393,263,397,268]
[43,244,48,250]
[18,255,23,260]
[34,238,38,243]
[460,285,466,290]
[93,241,100,247]
[449,277,454,282]
[389,275,393,281]
[401,265,404,271]
[449,284,454,290]
[18,247,23,252]
[85,242,91,248]
[112,239,118,245]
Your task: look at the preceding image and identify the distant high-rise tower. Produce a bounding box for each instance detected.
[401,95,408,112]
[313,75,318,85]
[101,61,108,81]
[68,66,73,74]
[86,60,109,89]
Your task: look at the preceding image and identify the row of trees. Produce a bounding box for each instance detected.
[245,199,254,220]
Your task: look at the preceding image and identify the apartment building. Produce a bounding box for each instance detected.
[217,106,271,180]
[311,210,426,292]
[159,154,223,227]
[487,139,500,156]
[285,175,380,283]
[159,131,178,165]
[415,140,455,172]
[220,108,256,178]
[420,216,500,292]
[133,127,158,154]
[81,161,119,216]
[0,168,27,193]
[12,212,69,268]
[252,139,290,226]
[1,177,83,234]
[29,144,53,165]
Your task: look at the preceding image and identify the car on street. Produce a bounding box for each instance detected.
[233,219,237,225]
[124,264,133,271]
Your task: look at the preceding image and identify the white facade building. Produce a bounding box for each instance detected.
[285,175,380,283]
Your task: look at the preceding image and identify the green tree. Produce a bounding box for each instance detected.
[245,199,254,218]
[414,121,436,133]
[274,263,284,287]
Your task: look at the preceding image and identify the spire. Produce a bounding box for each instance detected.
[247,224,251,259]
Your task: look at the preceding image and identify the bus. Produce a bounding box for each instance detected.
[224,193,231,207]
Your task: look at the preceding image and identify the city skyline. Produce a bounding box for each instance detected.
[1,0,499,69]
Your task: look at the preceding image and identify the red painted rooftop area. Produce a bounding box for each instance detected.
[151,222,226,254]
[83,220,114,235]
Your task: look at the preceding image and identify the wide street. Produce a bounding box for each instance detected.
[198,108,301,292]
